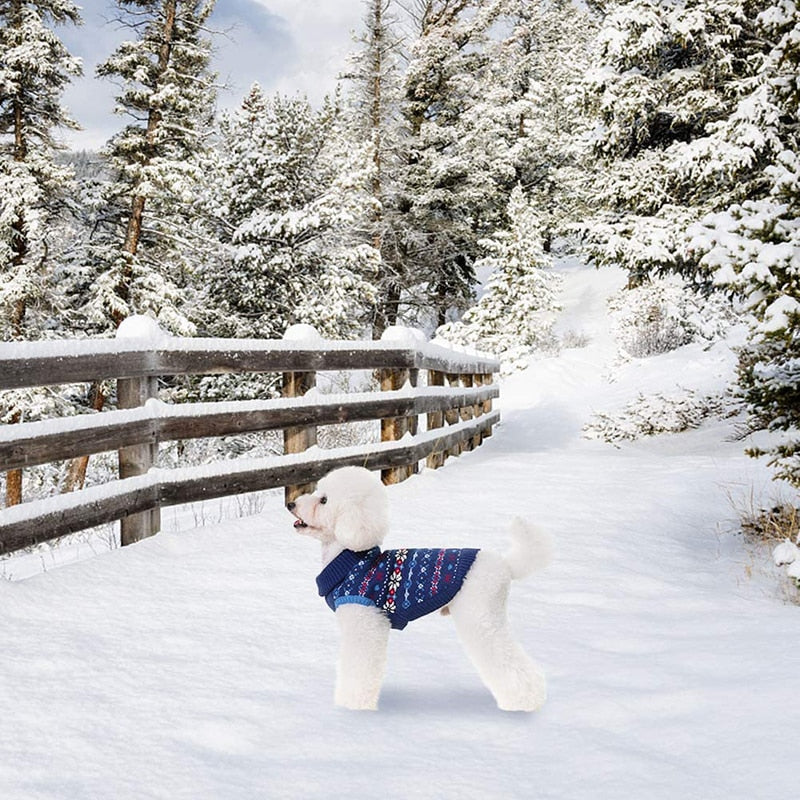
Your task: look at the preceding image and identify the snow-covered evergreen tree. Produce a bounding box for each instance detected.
[0,0,82,339]
[688,0,800,487]
[581,0,771,283]
[394,0,592,327]
[480,0,596,249]
[200,87,379,341]
[0,0,82,506]
[341,0,407,337]
[437,185,562,369]
[70,0,218,335]
[51,0,217,492]
[398,0,509,327]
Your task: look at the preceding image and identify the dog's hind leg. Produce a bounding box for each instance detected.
[449,553,546,712]
[334,603,391,710]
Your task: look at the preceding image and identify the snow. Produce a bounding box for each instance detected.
[115,314,167,340]
[2,262,798,800]
[282,323,322,342]
[0,334,499,372]
[760,293,800,333]
[380,325,427,344]
[773,539,799,565]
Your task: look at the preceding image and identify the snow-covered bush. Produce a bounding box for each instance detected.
[608,274,736,357]
[436,186,562,371]
[736,502,800,595]
[583,388,736,443]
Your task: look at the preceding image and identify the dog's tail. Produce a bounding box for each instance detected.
[504,517,554,580]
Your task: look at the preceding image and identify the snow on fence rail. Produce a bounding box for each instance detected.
[0,324,500,557]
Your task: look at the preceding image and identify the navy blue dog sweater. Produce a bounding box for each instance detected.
[316,546,480,630]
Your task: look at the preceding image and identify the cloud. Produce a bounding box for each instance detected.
[59,0,365,150]
[212,0,296,100]
[58,0,128,150]
[241,0,365,102]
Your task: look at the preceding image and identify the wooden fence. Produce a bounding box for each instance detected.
[0,327,500,557]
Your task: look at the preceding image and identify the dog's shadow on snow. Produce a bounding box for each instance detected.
[377,687,527,718]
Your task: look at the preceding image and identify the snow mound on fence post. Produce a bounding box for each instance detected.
[116,315,168,341]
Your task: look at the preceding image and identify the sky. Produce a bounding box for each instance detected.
[60,0,366,151]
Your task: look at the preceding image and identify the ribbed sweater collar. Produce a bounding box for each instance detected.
[316,547,381,597]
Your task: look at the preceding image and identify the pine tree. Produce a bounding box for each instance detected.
[581,0,771,284]
[342,0,407,337]
[688,0,800,486]
[478,0,595,249]
[399,0,507,328]
[58,0,217,492]
[396,0,589,327]
[80,0,218,335]
[0,0,82,506]
[200,87,379,344]
[0,0,81,338]
[437,185,562,369]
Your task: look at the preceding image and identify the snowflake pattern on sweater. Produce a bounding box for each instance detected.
[316,546,480,630]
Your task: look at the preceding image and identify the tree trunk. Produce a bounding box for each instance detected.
[62,382,107,493]
[436,280,448,328]
[373,281,402,339]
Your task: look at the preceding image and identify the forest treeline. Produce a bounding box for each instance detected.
[1,0,798,492]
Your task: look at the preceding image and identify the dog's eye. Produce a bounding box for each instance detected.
[319,495,327,505]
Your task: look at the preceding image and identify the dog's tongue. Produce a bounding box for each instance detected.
[293,519,308,529]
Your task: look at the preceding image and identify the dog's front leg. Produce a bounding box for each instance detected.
[335,604,390,710]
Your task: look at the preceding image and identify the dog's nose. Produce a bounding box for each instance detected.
[286,501,295,511]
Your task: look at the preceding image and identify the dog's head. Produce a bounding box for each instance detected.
[287,466,389,551]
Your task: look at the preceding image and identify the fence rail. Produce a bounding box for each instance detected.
[0,325,501,557]
[0,339,499,389]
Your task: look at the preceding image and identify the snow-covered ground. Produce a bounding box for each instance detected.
[2,262,797,799]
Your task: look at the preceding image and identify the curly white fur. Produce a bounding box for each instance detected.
[288,466,553,712]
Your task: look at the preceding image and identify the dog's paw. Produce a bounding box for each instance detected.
[334,685,381,711]
[497,694,546,712]
[335,696,379,711]
[495,670,547,712]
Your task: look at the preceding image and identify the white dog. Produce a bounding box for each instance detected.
[288,465,553,712]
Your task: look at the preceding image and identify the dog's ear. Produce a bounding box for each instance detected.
[333,497,388,551]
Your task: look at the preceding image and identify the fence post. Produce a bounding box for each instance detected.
[379,365,410,484]
[116,316,161,546]
[459,373,475,453]
[445,373,460,459]
[472,373,484,449]
[426,370,446,469]
[282,325,319,505]
[379,326,427,484]
[408,368,419,476]
[482,372,495,438]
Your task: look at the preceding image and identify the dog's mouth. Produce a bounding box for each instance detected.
[293,518,308,530]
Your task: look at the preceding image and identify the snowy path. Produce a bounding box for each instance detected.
[2,263,798,799]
